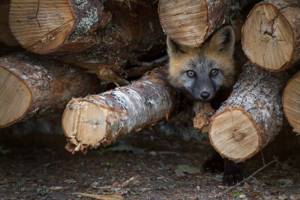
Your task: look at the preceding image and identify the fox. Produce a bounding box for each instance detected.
[167,25,236,101]
[167,26,244,185]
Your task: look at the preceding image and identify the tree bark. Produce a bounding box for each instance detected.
[0,0,18,47]
[62,67,177,153]
[283,71,300,135]
[0,53,99,128]
[9,0,110,54]
[58,1,165,67]
[9,0,165,64]
[158,0,259,47]
[242,0,300,71]
[209,63,288,163]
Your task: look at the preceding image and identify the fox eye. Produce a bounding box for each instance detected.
[210,69,219,77]
[186,70,196,78]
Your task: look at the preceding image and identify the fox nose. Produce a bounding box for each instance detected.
[200,91,210,99]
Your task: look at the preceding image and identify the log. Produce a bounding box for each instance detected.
[9,0,111,54]
[9,0,165,62]
[209,63,288,163]
[58,1,165,67]
[283,71,300,135]
[0,0,18,47]
[242,0,300,71]
[193,102,215,133]
[158,0,259,47]
[0,53,99,128]
[62,67,176,153]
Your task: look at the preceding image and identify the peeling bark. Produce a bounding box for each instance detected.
[62,67,177,153]
[209,63,288,162]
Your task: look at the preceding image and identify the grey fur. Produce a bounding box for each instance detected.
[176,57,225,101]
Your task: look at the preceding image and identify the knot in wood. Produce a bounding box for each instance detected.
[232,129,245,142]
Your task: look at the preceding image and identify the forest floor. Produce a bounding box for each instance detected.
[0,123,300,200]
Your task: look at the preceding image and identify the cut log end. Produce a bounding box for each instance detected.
[62,99,109,152]
[283,72,300,134]
[0,66,32,128]
[209,108,261,163]
[9,0,75,54]
[242,3,296,71]
[159,0,220,47]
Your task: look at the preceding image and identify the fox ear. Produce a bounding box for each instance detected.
[167,37,187,56]
[207,26,235,56]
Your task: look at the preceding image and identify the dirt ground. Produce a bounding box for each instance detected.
[0,122,300,200]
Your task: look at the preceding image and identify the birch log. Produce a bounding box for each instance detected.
[209,63,288,163]
[0,53,99,128]
[158,0,259,47]
[9,0,111,54]
[62,67,176,153]
[283,71,300,135]
[242,0,300,71]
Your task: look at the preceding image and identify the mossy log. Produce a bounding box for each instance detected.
[209,63,288,163]
[0,53,99,128]
[242,0,300,71]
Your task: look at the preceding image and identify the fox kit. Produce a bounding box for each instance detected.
[167,26,243,185]
[167,26,236,101]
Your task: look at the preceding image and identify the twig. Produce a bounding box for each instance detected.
[72,192,123,200]
[214,159,277,198]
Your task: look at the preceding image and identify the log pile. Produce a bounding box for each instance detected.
[0,0,299,165]
[0,53,99,128]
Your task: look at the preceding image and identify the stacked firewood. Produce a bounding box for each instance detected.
[0,0,166,127]
[0,0,299,164]
[159,0,300,163]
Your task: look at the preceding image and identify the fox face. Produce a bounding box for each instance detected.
[167,26,236,101]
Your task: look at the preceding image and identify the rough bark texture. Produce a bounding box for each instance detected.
[9,0,110,54]
[158,0,260,47]
[9,0,165,66]
[242,0,300,71]
[62,67,177,153]
[209,63,288,163]
[0,0,18,47]
[58,1,165,67]
[0,53,99,128]
[283,71,300,135]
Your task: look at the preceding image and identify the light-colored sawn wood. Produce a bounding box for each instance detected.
[159,0,225,47]
[283,72,300,135]
[0,53,99,128]
[9,0,109,54]
[209,63,288,162]
[0,0,18,46]
[0,67,31,127]
[242,0,300,71]
[62,67,177,153]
